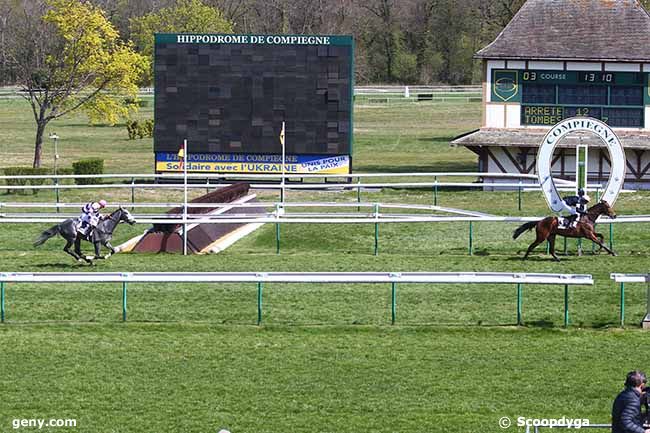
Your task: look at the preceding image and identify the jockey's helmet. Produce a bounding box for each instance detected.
[98,199,107,208]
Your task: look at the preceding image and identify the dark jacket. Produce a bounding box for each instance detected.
[563,195,589,207]
[612,387,646,433]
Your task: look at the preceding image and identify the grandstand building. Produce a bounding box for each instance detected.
[452,0,650,189]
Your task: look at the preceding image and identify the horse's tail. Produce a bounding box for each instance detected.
[512,221,538,240]
[33,225,60,247]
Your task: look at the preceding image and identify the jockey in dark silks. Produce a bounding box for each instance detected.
[78,199,107,236]
[559,188,590,228]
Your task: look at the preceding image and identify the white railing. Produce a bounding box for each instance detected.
[0,271,593,284]
[0,272,593,324]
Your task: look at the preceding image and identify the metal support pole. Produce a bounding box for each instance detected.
[609,223,614,251]
[55,178,60,213]
[374,203,379,256]
[596,187,600,202]
[391,282,396,325]
[468,221,473,256]
[620,282,625,328]
[357,178,361,212]
[122,281,127,322]
[518,182,522,211]
[206,178,210,194]
[564,284,569,328]
[563,237,567,255]
[1,282,5,323]
[517,283,522,326]
[433,176,439,206]
[275,203,281,255]
[131,178,135,210]
[257,282,263,325]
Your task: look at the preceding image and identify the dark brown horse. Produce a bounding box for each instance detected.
[512,201,617,261]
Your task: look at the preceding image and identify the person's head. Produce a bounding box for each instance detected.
[98,199,107,208]
[578,188,585,196]
[625,370,647,390]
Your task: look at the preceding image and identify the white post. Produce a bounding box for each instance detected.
[183,138,188,256]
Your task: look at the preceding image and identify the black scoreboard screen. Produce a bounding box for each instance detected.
[153,34,354,175]
[492,69,647,128]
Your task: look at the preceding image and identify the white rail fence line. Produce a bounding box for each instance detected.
[611,273,650,327]
[0,272,593,325]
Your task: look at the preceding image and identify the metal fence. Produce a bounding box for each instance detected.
[0,271,592,324]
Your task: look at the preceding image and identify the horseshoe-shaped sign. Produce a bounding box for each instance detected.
[537,117,626,212]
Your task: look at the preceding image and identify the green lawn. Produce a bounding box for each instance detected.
[0,97,649,432]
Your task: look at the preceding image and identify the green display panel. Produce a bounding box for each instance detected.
[491,69,649,128]
[491,70,520,102]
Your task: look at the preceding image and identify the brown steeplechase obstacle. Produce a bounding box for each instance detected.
[117,183,267,254]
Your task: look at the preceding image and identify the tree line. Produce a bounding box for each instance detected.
[1,0,532,87]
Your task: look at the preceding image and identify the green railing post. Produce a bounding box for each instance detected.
[468,221,473,256]
[563,237,567,255]
[131,178,135,210]
[564,284,570,328]
[1,282,5,323]
[577,238,583,256]
[374,203,379,256]
[122,281,127,322]
[517,181,522,211]
[257,282,263,325]
[357,178,361,212]
[433,176,439,206]
[596,187,600,202]
[391,282,396,325]
[517,283,523,326]
[55,178,60,213]
[620,282,625,328]
[609,223,614,251]
[275,204,281,255]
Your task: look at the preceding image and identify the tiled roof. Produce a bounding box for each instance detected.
[476,0,650,62]
[451,128,650,149]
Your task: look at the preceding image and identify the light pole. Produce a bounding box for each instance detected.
[49,133,60,212]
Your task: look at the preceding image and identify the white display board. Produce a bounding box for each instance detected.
[537,117,626,212]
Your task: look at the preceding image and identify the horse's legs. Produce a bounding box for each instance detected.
[523,229,547,260]
[63,240,84,262]
[101,241,116,259]
[75,236,93,264]
[594,232,605,253]
[548,234,560,262]
[93,241,115,259]
[587,232,617,256]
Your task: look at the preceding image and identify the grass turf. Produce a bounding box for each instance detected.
[1,97,649,432]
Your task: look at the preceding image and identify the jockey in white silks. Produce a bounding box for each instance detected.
[559,188,590,228]
[78,199,107,236]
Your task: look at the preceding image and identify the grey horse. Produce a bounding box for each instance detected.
[34,207,136,264]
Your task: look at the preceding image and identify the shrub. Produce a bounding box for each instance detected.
[72,159,104,185]
[126,119,153,139]
[126,120,139,140]
[3,167,51,194]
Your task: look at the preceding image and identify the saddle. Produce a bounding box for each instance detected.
[558,215,581,229]
[76,219,94,239]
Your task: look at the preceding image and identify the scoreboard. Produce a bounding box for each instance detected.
[492,69,648,128]
[154,34,354,174]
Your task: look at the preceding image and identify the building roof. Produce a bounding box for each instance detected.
[451,128,650,150]
[475,0,650,62]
